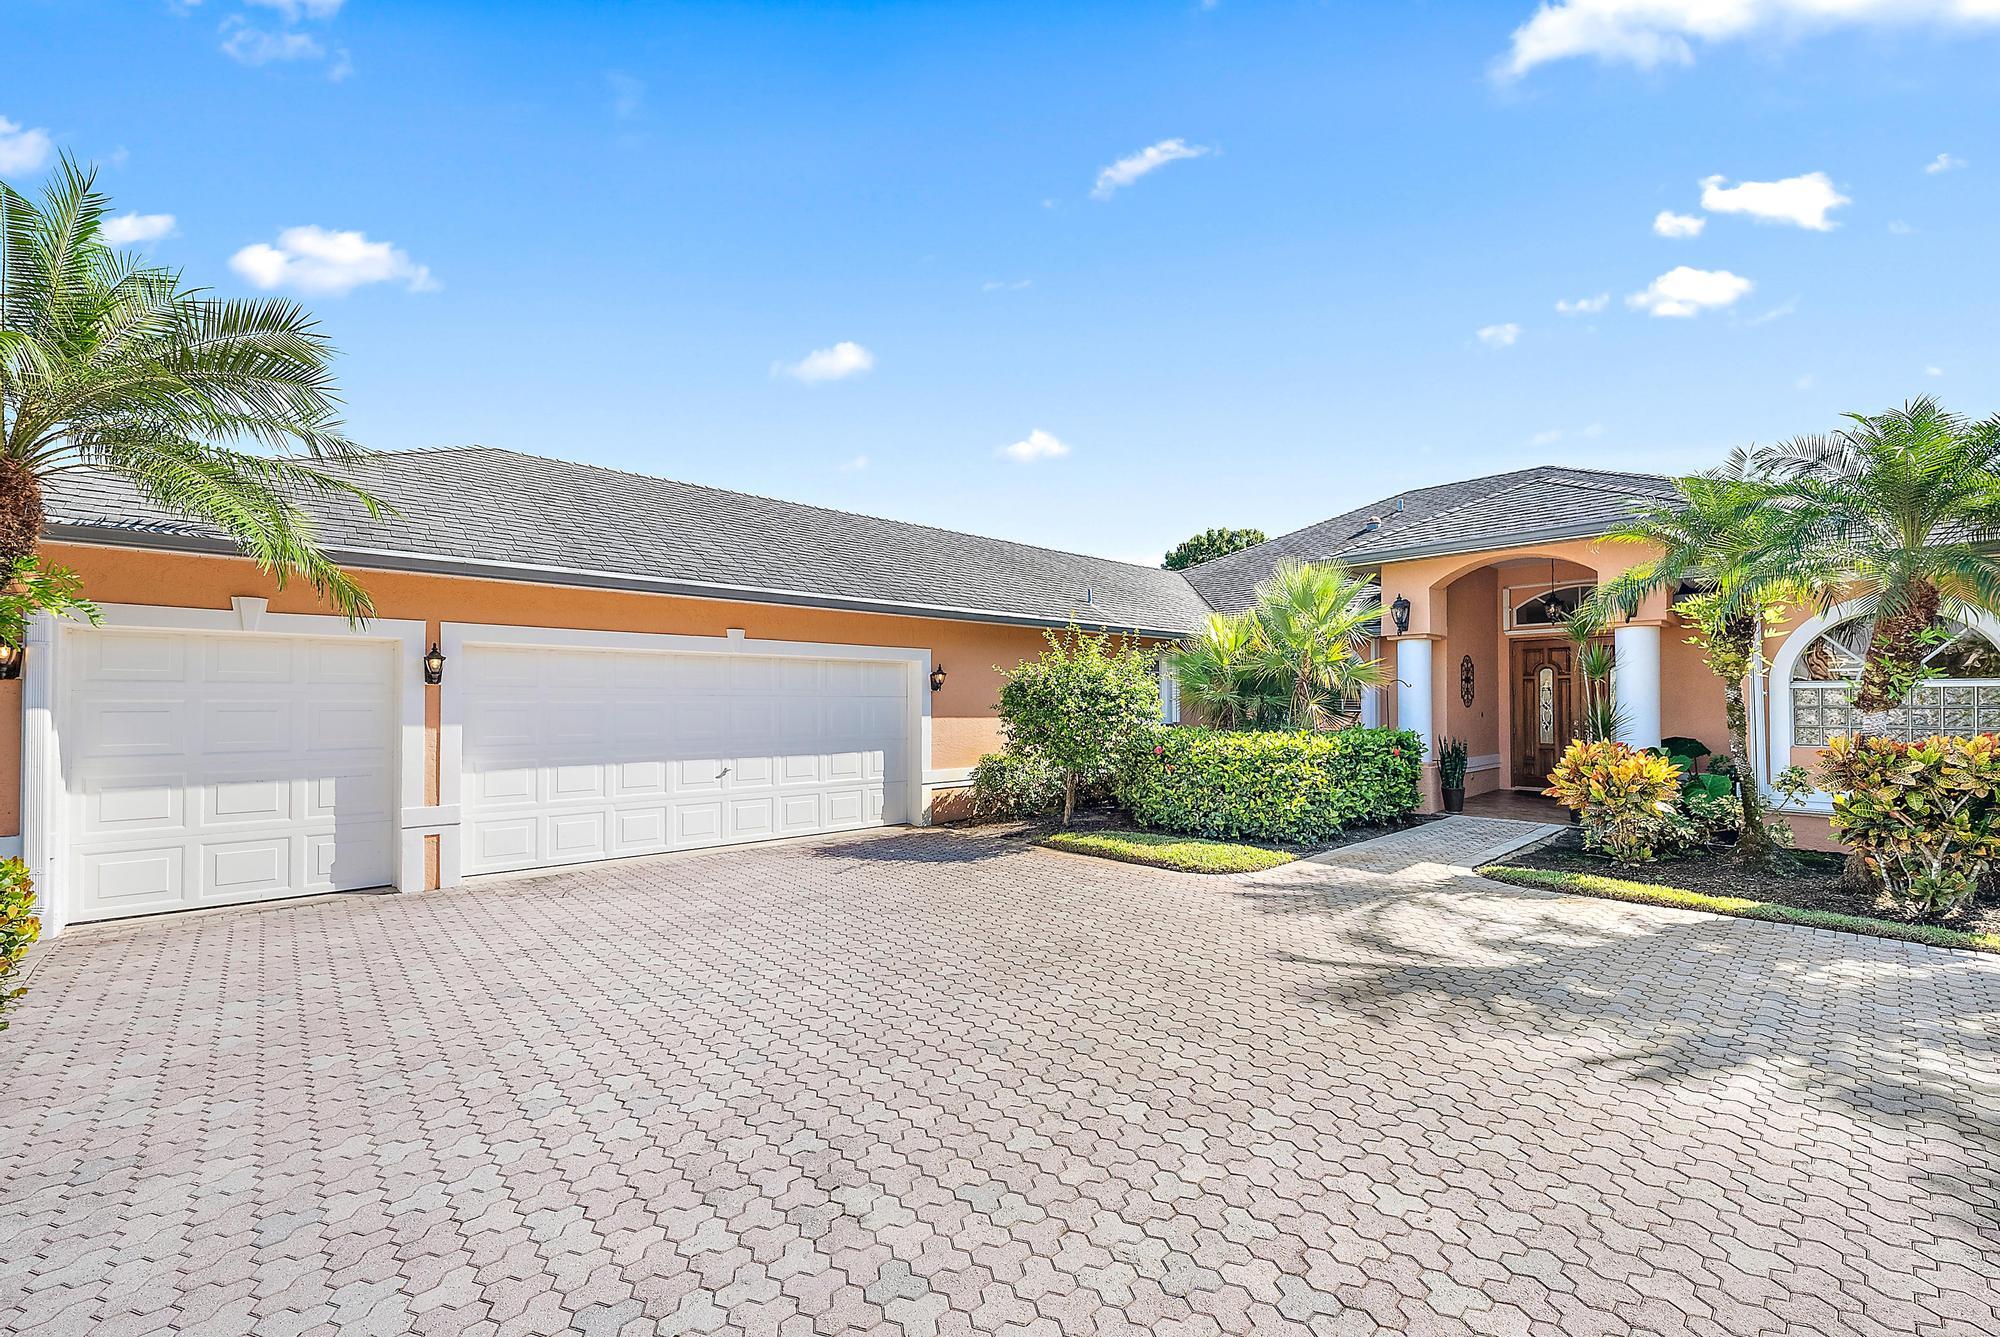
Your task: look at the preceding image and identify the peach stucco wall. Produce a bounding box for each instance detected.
[8,541,1082,840]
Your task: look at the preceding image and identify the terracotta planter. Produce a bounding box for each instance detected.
[1442,786,1465,814]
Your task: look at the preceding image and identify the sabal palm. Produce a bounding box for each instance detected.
[0,156,382,620]
[1591,461,1808,868]
[1250,559,1384,729]
[1753,398,2000,721]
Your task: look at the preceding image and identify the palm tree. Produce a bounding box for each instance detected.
[1169,610,1278,729]
[0,155,383,624]
[1754,399,2000,734]
[1590,462,1805,870]
[1249,559,1385,729]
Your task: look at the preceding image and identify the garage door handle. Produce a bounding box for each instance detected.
[718,765,731,777]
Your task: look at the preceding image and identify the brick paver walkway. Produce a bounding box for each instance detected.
[4,817,1997,1336]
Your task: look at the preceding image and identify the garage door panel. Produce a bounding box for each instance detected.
[204,700,292,756]
[87,631,187,682]
[64,629,396,924]
[79,774,184,835]
[203,837,292,899]
[82,700,185,758]
[208,637,294,684]
[76,845,186,917]
[460,645,909,876]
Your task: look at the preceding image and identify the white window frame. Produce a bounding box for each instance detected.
[1767,600,2000,813]
[437,622,933,885]
[21,600,432,938]
[1502,582,1596,635]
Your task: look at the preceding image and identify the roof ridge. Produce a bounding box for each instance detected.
[368,445,1190,577]
[1355,471,1553,546]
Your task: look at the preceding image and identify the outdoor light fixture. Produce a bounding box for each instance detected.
[1390,595,1412,635]
[422,642,446,685]
[930,664,947,693]
[1539,558,1571,621]
[0,641,22,682]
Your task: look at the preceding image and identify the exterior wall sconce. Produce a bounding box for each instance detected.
[929,664,947,693]
[0,641,22,682]
[423,642,446,685]
[1389,595,1412,635]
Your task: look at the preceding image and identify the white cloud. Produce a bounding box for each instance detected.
[1652,209,1705,238]
[1746,297,1797,326]
[1580,421,1605,438]
[776,340,874,383]
[100,213,177,245]
[1555,292,1609,315]
[1888,219,1914,235]
[1091,138,1212,200]
[229,225,437,296]
[837,454,871,472]
[999,429,1071,463]
[221,22,324,65]
[1796,373,1816,390]
[1477,322,1522,348]
[981,278,1032,292]
[1699,172,1849,230]
[244,0,345,17]
[0,116,54,173]
[1927,365,1945,377]
[1925,152,1966,174]
[1530,428,1564,446]
[1627,265,1753,318]
[1500,1,2000,79]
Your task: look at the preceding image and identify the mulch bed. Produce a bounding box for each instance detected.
[1494,827,2000,937]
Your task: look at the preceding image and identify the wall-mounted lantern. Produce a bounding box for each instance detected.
[423,642,446,685]
[0,641,22,682]
[1389,595,1412,635]
[929,664,947,693]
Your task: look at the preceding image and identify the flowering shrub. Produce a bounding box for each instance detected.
[1116,726,1422,844]
[0,858,40,1030]
[1818,733,2000,917]
[968,751,1066,819]
[1543,740,1684,863]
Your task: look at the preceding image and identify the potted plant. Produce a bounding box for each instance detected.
[1436,735,1469,813]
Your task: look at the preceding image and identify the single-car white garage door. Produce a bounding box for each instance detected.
[459,644,911,876]
[61,628,396,923]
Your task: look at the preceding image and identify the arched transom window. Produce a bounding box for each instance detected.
[1790,616,2000,744]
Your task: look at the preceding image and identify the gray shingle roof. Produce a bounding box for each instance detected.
[1182,466,1678,612]
[42,447,1214,636]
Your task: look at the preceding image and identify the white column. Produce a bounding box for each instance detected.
[20,613,63,936]
[1613,623,1663,750]
[1396,637,1434,748]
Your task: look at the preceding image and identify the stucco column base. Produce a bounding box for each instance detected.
[1416,762,1441,815]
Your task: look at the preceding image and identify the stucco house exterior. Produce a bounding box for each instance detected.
[7,450,1930,933]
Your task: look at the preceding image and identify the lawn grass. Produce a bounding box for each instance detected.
[1039,829,1297,874]
[1479,864,2000,956]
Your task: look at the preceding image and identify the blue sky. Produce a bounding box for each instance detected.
[6,1,1999,566]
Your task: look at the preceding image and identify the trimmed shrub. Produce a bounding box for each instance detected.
[0,858,41,1030]
[1116,726,1422,844]
[1818,733,2000,917]
[968,751,1066,820]
[998,628,1160,825]
[1543,739,1684,863]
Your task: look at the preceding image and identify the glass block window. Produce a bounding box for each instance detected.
[1789,616,2000,745]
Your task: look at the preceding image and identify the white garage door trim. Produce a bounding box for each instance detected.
[23,600,431,937]
[438,622,931,885]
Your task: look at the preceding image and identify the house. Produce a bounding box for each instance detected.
[10,452,1911,933]
[20,448,1206,935]
[1188,464,1937,853]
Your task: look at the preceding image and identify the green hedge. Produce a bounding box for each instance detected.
[1116,726,1424,844]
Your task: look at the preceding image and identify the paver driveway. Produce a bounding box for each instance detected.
[4,817,1998,1337]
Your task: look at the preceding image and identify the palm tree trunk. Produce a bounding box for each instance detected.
[1721,675,1790,870]
[1853,584,1940,720]
[0,456,43,572]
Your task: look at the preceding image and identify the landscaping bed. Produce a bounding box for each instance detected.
[1038,830,1297,874]
[972,807,1441,872]
[1481,827,2000,952]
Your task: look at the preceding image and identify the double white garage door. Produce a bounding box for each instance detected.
[58,626,912,923]
[457,644,909,875]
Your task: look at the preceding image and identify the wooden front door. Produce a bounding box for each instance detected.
[1513,641,1577,787]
